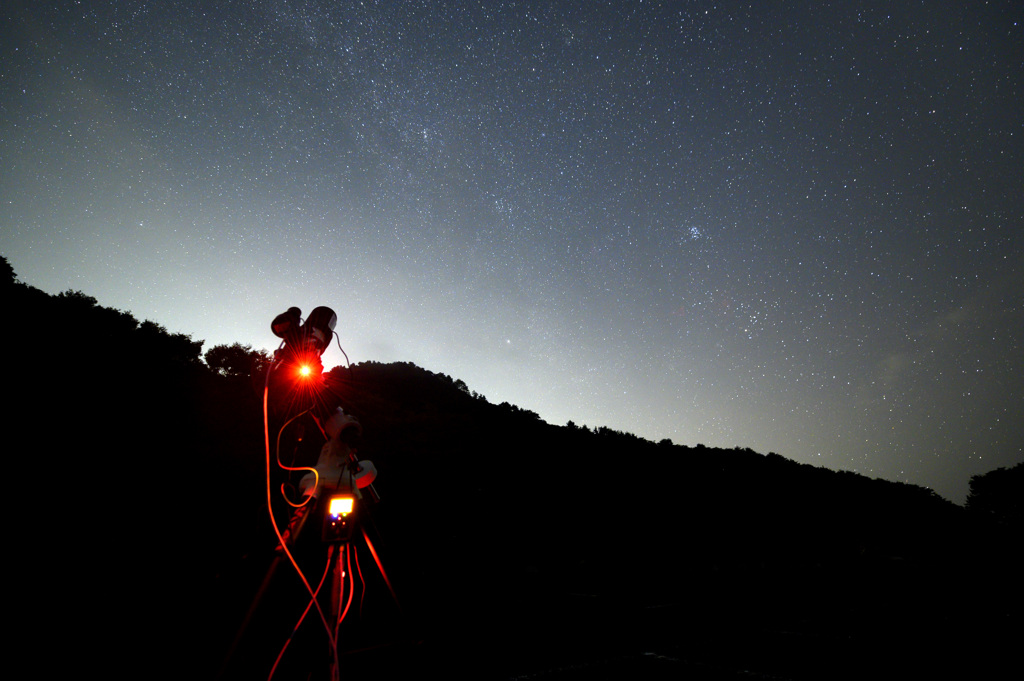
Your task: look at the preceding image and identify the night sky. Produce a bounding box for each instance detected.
[3,1,1021,503]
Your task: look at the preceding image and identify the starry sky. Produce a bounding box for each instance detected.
[3,1,1022,503]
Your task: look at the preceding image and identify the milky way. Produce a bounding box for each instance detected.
[3,1,1022,502]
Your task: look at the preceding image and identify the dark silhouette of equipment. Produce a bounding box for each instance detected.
[218,306,398,681]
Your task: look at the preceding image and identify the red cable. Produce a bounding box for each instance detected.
[340,543,356,624]
[334,544,357,644]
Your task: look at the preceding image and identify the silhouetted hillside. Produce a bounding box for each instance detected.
[967,462,1024,526]
[4,256,1020,680]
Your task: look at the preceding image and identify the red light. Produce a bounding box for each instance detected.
[292,352,322,379]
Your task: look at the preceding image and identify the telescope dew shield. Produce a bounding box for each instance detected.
[304,306,337,354]
[271,307,302,343]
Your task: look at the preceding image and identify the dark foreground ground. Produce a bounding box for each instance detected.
[209,525,1020,681]
[14,492,1017,680]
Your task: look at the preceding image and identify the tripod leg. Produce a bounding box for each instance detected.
[361,527,401,612]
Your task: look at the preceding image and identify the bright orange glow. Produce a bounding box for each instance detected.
[328,496,354,517]
[299,364,312,377]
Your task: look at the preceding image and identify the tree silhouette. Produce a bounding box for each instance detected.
[204,342,271,379]
[0,255,15,287]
